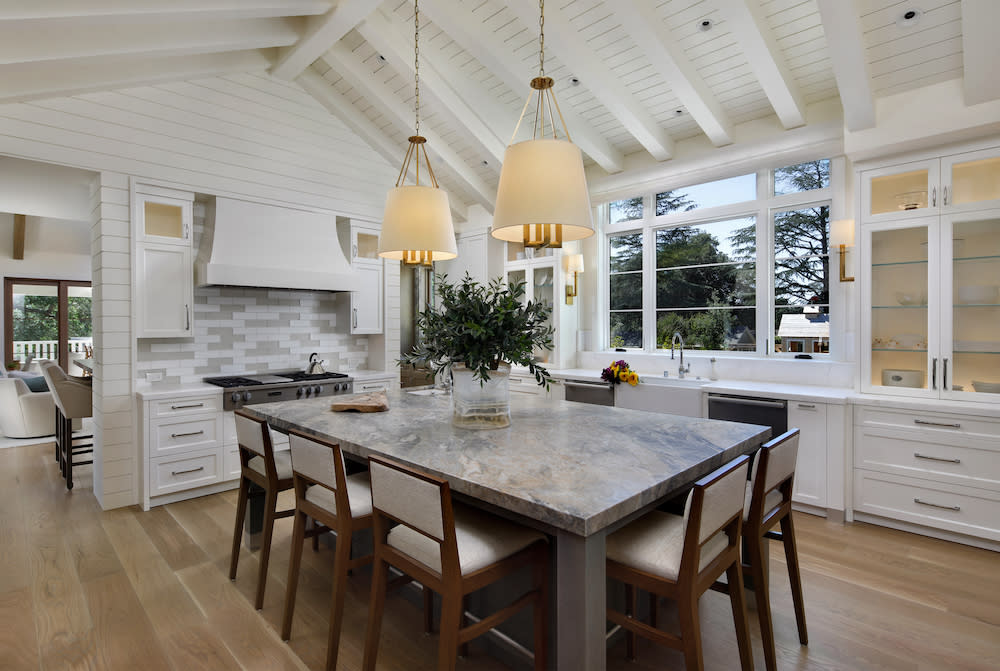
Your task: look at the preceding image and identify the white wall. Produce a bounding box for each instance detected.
[0,72,398,509]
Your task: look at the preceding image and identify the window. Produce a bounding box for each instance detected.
[604,159,834,355]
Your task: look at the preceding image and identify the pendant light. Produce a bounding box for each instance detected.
[491,0,594,249]
[377,0,457,266]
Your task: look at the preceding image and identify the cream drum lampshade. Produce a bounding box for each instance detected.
[378,185,457,262]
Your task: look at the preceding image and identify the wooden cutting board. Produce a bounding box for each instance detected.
[330,390,389,413]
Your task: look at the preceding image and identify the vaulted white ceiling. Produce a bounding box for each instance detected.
[0,0,995,215]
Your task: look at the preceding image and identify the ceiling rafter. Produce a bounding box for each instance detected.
[320,42,496,212]
[616,0,733,146]
[0,18,299,66]
[0,1,331,21]
[504,0,675,161]
[815,0,876,131]
[270,0,375,81]
[356,9,507,164]
[298,68,468,222]
[0,49,274,105]
[961,0,1000,106]
[714,0,807,129]
[417,0,623,173]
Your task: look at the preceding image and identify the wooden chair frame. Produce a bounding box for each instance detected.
[742,429,808,671]
[606,455,754,671]
[281,429,373,671]
[229,410,295,610]
[362,455,549,671]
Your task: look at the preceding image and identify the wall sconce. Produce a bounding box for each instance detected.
[564,253,584,304]
[831,219,855,283]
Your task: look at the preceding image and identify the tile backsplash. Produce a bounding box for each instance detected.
[136,286,368,384]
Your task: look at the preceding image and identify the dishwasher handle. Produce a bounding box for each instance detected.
[564,380,612,389]
[709,396,786,409]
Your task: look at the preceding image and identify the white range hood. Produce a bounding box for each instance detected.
[195,197,362,292]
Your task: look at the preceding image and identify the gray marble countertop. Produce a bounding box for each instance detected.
[243,390,769,536]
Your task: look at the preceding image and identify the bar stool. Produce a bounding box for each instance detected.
[229,410,294,610]
[39,362,93,490]
[742,429,808,671]
[606,455,754,671]
[362,455,549,671]
[281,429,373,671]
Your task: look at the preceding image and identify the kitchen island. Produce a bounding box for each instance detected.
[243,390,769,671]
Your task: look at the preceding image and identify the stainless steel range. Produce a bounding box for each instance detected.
[205,371,354,410]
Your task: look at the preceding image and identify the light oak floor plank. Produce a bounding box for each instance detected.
[2,442,999,670]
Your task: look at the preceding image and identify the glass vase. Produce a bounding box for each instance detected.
[451,362,511,429]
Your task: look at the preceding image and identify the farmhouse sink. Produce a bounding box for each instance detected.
[615,376,709,417]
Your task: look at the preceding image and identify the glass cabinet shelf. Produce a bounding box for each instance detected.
[871,259,929,267]
[872,305,928,309]
[955,255,1000,262]
[873,348,927,353]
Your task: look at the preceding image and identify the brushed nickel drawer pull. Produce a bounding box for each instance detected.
[914,453,961,464]
[172,466,205,476]
[362,384,384,390]
[914,419,961,429]
[171,430,205,438]
[914,498,960,512]
[797,403,816,409]
[170,403,204,410]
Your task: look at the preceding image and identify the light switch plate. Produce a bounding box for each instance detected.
[145,372,163,382]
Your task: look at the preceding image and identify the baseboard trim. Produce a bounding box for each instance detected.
[853,512,1000,552]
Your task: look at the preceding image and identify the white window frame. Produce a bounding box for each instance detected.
[601,161,838,358]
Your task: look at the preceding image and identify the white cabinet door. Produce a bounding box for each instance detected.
[136,243,192,337]
[788,401,827,508]
[351,263,383,334]
[860,159,940,223]
[136,192,193,246]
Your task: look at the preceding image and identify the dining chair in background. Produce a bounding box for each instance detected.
[362,455,550,671]
[606,455,754,671]
[281,429,373,671]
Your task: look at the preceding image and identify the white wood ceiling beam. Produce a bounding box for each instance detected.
[815,0,876,130]
[356,9,506,164]
[505,0,674,161]
[0,1,331,21]
[961,0,1000,105]
[418,0,623,174]
[298,68,468,222]
[714,0,807,129]
[271,0,376,81]
[321,43,495,212]
[617,0,733,146]
[0,50,274,104]
[0,18,299,65]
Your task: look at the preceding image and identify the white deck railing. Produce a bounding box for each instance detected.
[12,339,93,361]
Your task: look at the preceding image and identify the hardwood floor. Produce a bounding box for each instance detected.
[2,441,998,670]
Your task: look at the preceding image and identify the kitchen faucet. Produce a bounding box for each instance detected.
[670,332,690,378]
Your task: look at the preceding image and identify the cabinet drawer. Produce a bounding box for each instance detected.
[150,450,221,495]
[357,380,392,393]
[853,470,1000,541]
[856,406,1000,442]
[855,426,1000,491]
[509,375,544,395]
[151,416,220,456]
[150,394,222,418]
[224,445,241,481]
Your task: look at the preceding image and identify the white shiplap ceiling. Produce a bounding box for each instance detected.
[0,0,995,216]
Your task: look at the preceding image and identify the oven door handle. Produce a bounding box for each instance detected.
[709,396,786,409]
[564,380,612,389]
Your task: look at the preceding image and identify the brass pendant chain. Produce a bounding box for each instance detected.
[414,0,420,138]
[538,0,545,77]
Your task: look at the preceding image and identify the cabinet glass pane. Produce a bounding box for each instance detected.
[951,216,1000,395]
[950,157,1000,205]
[507,241,526,262]
[356,232,379,260]
[870,226,929,390]
[533,267,554,363]
[144,202,184,238]
[506,269,526,304]
[870,169,929,216]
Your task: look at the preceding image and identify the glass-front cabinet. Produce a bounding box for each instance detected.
[861,211,1000,400]
[504,244,572,367]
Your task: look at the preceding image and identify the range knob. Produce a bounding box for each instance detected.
[315,385,323,395]
[242,391,252,402]
[304,386,313,397]
[335,383,344,392]
[296,387,304,398]
[231,392,241,404]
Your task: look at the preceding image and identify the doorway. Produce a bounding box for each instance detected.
[4,278,92,376]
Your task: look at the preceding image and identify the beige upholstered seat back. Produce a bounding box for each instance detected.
[369,458,445,541]
[235,412,269,458]
[751,430,800,495]
[40,362,92,419]
[685,457,750,545]
[288,432,343,490]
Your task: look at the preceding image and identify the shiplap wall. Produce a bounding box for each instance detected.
[0,73,397,509]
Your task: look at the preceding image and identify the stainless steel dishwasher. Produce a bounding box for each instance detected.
[564,379,615,406]
[707,393,787,436]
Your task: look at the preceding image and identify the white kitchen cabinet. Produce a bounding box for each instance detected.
[787,401,827,508]
[504,245,577,369]
[437,231,504,285]
[354,373,397,394]
[350,263,383,334]
[133,183,195,338]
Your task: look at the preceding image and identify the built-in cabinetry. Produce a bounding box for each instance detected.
[437,230,504,285]
[133,182,194,338]
[338,218,383,334]
[509,369,564,400]
[352,371,398,394]
[504,242,577,369]
[852,403,1000,547]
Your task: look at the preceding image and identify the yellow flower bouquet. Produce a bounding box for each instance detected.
[601,360,639,387]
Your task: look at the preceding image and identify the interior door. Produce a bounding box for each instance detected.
[4,278,92,375]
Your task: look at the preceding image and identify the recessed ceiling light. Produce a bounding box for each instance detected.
[675,109,684,115]
[482,160,489,166]
[569,76,581,86]
[377,54,387,62]
[896,8,922,28]
[698,19,713,32]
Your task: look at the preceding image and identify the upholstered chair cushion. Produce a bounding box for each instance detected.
[39,362,92,419]
[387,503,546,576]
[304,472,373,518]
[249,450,293,481]
[606,510,728,581]
[743,484,783,522]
